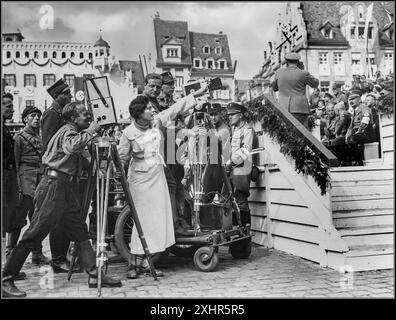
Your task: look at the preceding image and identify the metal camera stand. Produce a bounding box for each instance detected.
[68,132,158,297]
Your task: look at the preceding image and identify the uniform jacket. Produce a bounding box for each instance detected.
[334,111,352,137]
[14,127,43,197]
[3,122,15,170]
[42,122,97,177]
[41,101,65,154]
[230,121,254,176]
[272,66,319,114]
[350,103,373,134]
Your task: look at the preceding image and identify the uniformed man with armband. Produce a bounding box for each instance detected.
[326,93,375,164]
[225,102,253,227]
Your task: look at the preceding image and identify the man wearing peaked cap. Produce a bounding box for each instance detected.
[225,101,254,235]
[42,78,75,274]
[271,51,319,129]
[158,71,176,111]
[8,106,50,266]
[202,102,231,203]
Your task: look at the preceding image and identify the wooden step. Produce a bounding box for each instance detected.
[332,198,394,211]
[333,213,393,228]
[330,166,393,182]
[331,183,393,198]
[338,225,394,246]
[345,254,394,271]
[332,193,394,202]
[331,178,394,187]
[347,244,394,257]
[332,208,394,217]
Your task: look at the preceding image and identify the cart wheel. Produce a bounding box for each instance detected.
[170,244,200,258]
[229,239,251,259]
[193,247,219,272]
[114,206,164,266]
[114,206,134,263]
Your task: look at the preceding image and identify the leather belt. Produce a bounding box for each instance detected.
[45,169,78,183]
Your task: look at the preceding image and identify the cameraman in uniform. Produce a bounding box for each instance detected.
[2,101,122,297]
[226,102,253,228]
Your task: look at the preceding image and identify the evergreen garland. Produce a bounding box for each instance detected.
[247,96,331,195]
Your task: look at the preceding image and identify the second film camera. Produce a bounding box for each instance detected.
[183,77,223,96]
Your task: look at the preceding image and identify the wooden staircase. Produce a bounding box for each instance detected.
[330,166,394,271]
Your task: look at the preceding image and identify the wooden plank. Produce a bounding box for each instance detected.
[347,244,393,257]
[250,203,319,227]
[331,184,393,197]
[271,235,325,264]
[380,114,394,126]
[382,136,394,152]
[252,230,267,246]
[342,233,394,246]
[381,123,394,138]
[251,215,267,231]
[383,151,394,165]
[331,179,394,187]
[332,208,394,218]
[330,169,393,182]
[266,220,320,244]
[250,169,293,189]
[332,193,394,202]
[248,202,266,216]
[333,214,393,228]
[345,254,394,271]
[249,189,307,207]
[332,198,394,211]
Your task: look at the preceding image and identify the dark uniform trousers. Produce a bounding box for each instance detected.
[230,173,251,227]
[2,175,89,278]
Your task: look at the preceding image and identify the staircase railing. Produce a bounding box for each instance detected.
[245,92,339,194]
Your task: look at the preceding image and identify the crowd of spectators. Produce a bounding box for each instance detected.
[309,71,393,166]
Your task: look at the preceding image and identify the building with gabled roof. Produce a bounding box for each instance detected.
[2,32,144,122]
[256,1,394,94]
[153,15,235,105]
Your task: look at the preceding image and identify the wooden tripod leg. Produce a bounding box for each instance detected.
[111,144,158,280]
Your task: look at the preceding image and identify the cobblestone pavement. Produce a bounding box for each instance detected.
[1,237,394,298]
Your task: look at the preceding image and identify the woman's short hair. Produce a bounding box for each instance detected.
[129,95,150,121]
[62,101,84,122]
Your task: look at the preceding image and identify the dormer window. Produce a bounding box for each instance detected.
[215,47,222,55]
[206,58,215,69]
[203,45,210,54]
[322,28,333,39]
[218,59,227,69]
[167,48,178,57]
[193,58,202,68]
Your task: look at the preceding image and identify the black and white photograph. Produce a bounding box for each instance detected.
[1,0,394,304]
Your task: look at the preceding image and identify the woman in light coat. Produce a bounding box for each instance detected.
[118,83,207,278]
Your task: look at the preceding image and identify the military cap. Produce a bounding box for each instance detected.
[226,102,247,115]
[349,89,363,96]
[284,52,301,61]
[161,71,175,85]
[332,82,342,89]
[365,92,379,99]
[47,79,70,100]
[348,93,361,101]
[207,103,222,115]
[22,106,42,123]
[324,92,334,99]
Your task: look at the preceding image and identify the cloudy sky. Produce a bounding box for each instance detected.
[2,1,285,79]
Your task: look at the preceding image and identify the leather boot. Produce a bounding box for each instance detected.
[2,276,26,298]
[76,240,122,288]
[177,200,191,229]
[5,230,21,258]
[50,257,69,274]
[174,221,191,237]
[32,247,50,265]
[2,246,31,297]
